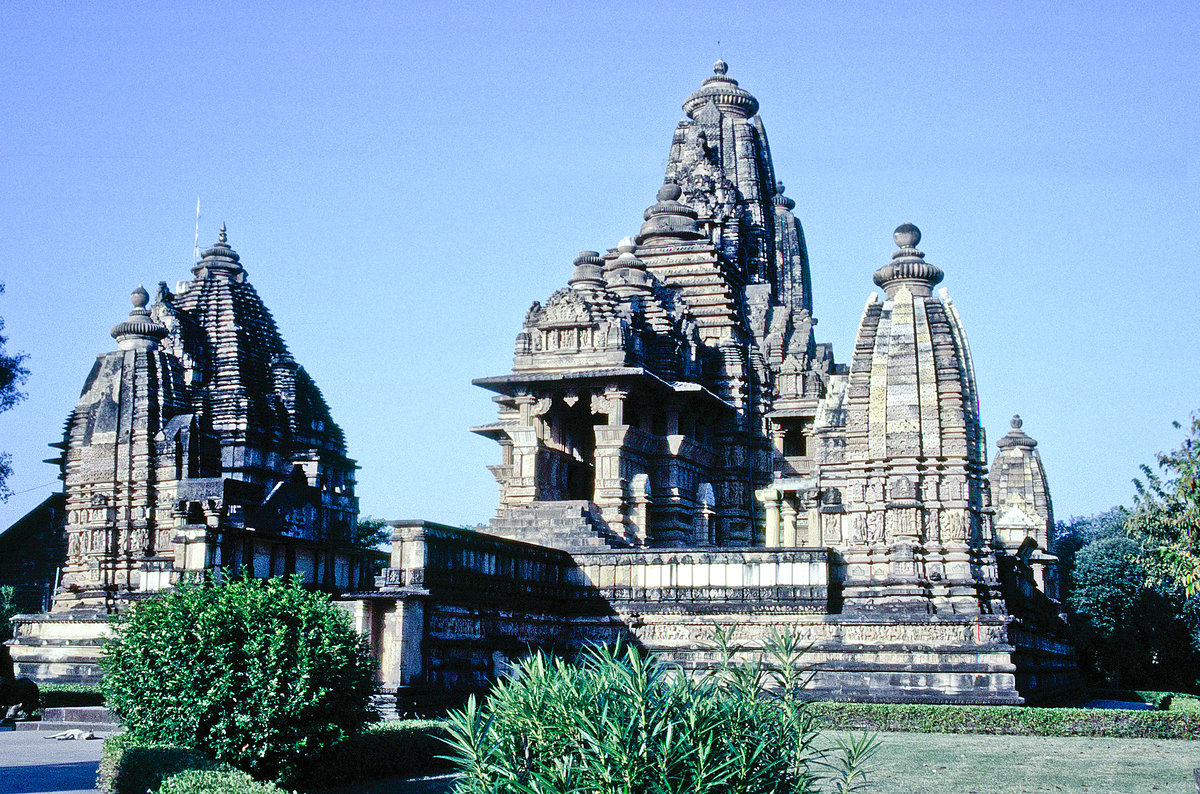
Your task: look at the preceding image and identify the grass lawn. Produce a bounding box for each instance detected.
[862,731,1199,793]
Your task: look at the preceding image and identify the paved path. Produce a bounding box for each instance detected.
[0,729,108,794]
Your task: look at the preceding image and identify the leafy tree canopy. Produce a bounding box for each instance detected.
[0,283,30,501]
[1128,413,1200,596]
[354,516,391,549]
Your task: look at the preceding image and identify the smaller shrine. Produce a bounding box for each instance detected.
[4,227,380,684]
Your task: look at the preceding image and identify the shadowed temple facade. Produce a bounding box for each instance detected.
[3,228,379,683]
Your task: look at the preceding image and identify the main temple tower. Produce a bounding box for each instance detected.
[475,62,831,548]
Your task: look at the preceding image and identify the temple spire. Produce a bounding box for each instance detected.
[193,223,244,279]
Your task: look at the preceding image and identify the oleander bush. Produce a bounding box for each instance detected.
[99,575,375,782]
[442,629,879,794]
[809,701,1200,739]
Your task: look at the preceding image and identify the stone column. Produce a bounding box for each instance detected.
[756,487,780,547]
[780,498,798,547]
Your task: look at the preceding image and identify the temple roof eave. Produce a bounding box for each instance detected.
[472,367,734,410]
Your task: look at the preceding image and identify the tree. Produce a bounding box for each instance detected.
[1068,534,1199,690]
[1054,507,1128,595]
[354,515,391,549]
[1128,413,1200,596]
[0,283,30,501]
[0,585,18,643]
[100,575,376,783]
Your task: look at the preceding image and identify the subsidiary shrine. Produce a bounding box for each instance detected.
[2,63,1076,705]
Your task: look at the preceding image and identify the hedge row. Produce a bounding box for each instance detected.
[97,720,452,793]
[288,719,452,788]
[39,683,105,709]
[809,701,1200,740]
[157,770,287,793]
[97,734,224,794]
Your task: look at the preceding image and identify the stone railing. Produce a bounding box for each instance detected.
[377,520,831,613]
[571,548,829,611]
[378,520,589,606]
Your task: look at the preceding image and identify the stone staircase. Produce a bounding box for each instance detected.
[487,501,631,552]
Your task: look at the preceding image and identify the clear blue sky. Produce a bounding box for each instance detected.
[1,1,1197,531]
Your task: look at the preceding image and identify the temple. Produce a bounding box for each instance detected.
[4,62,1076,704]
[4,227,379,683]
[368,61,1075,705]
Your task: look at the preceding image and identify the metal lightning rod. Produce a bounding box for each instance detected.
[192,197,201,265]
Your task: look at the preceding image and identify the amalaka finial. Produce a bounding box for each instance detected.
[111,284,167,350]
[872,222,942,297]
[773,181,796,211]
[713,59,728,76]
[218,222,228,244]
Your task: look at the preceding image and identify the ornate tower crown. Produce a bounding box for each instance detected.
[110,285,168,351]
[192,223,244,280]
[997,414,1038,449]
[872,223,944,298]
[682,60,760,119]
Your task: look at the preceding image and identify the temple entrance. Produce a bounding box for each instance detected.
[536,396,602,501]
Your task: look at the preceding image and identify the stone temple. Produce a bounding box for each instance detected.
[4,227,379,683]
[4,62,1075,704]
[355,62,1075,707]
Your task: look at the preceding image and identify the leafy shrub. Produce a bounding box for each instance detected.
[442,630,878,794]
[810,701,1200,739]
[97,733,221,794]
[157,770,288,793]
[100,575,375,782]
[289,719,452,787]
[0,585,17,642]
[40,682,105,708]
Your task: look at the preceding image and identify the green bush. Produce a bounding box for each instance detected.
[40,682,105,708]
[97,733,221,794]
[99,575,375,782]
[0,585,17,642]
[290,719,452,787]
[809,701,1200,740]
[442,631,878,794]
[157,770,288,793]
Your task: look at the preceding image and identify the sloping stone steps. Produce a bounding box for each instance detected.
[488,501,631,551]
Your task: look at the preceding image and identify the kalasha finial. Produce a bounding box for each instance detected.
[218,222,228,244]
[997,413,1037,449]
[130,284,149,310]
[713,59,728,76]
[111,284,167,349]
[656,182,682,202]
[893,222,921,249]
